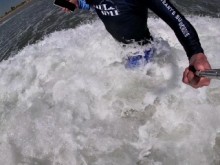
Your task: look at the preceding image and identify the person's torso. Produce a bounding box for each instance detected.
[91,0,151,43]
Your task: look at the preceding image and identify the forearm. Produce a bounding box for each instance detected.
[147,0,204,59]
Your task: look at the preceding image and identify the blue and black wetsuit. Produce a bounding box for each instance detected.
[86,0,204,59]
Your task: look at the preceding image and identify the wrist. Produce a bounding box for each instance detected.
[189,53,207,64]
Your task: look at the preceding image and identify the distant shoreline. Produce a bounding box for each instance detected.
[0,0,32,23]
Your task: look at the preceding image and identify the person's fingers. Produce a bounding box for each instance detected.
[197,77,211,87]
[182,68,190,84]
[187,70,195,83]
[62,8,67,12]
[63,8,71,13]
[190,77,211,88]
[182,65,207,88]
[189,77,200,88]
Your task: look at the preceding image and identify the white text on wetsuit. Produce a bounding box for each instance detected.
[94,4,119,16]
[161,0,190,37]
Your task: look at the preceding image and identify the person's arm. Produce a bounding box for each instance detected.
[147,0,203,60]
[147,0,211,88]
[63,0,90,11]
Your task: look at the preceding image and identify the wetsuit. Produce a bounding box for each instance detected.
[86,0,204,59]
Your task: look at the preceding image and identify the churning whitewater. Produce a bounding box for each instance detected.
[0,17,220,165]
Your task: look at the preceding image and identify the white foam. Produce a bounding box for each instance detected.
[0,17,220,165]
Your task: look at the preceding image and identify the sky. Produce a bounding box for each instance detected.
[0,0,24,16]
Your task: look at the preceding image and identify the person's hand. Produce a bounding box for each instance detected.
[182,53,211,88]
[62,0,78,13]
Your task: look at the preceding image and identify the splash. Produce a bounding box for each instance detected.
[0,17,220,165]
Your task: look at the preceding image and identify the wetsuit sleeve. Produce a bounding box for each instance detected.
[146,0,204,60]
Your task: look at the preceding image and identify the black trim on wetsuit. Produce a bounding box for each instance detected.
[88,0,204,59]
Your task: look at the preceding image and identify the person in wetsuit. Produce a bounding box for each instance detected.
[65,0,212,89]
